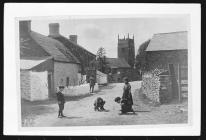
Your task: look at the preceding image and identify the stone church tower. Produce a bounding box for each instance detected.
[117,34,135,68]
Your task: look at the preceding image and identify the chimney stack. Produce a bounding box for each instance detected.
[19,20,31,37]
[49,23,60,37]
[69,35,78,44]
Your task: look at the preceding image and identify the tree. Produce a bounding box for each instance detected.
[135,39,150,72]
[96,47,107,73]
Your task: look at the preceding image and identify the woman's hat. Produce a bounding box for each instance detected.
[114,97,121,102]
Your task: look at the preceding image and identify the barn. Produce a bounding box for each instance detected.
[145,31,188,99]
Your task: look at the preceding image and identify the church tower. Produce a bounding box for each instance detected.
[118,33,135,68]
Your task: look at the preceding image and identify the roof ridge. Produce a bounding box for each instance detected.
[153,31,188,35]
[59,35,95,56]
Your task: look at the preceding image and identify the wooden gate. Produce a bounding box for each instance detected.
[178,64,188,101]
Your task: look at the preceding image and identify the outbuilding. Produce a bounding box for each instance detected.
[145,31,188,100]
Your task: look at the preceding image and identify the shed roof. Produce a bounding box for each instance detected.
[106,58,131,68]
[20,57,51,70]
[146,31,188,51]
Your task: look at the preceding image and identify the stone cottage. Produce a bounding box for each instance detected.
[20,20,81,101]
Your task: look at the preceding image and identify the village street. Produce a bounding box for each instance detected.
[22,81,188,127]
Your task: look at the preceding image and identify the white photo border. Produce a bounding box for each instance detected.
[4,3,201,136]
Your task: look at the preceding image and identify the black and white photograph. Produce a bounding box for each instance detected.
[19,16,189,127]
[4,3,201,136]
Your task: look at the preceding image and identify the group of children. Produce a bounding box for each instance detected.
[56,77,135,118]
[94,77,136,114]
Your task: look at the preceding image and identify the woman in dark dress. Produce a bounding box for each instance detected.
[121,77,135,114]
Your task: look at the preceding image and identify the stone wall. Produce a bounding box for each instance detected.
[20,70,31,100]
[53,62,81,94]
[145,50,188,79]
[141,71,161,104]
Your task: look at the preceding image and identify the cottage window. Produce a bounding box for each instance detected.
[112,69,117,74]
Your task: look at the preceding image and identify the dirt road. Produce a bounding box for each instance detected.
[23,81,187,127]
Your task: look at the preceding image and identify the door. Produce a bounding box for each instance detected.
[168,64,179,99]
[48,73,52,98]
[66,77,70,87]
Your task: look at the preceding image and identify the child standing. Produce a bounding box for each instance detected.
[56,86,66,118]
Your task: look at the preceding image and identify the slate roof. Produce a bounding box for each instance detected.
[106,58,131,68]
[30,31,80,63]
[146,31,188,51]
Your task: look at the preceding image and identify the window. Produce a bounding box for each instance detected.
[112,69,117,74]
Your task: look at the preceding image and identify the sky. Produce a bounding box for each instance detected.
[31,16,189,58]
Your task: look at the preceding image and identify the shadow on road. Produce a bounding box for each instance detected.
[99,84,116,90]
[60,116,83,119]
[118,113,137,115]
[21,93,95,106]
[95,109,110,112]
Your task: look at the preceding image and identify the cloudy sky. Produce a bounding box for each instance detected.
[31,16,189,58]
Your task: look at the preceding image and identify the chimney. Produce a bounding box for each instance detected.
[49,23,60,37]
[19,20,31,37]
[69,35,78,44]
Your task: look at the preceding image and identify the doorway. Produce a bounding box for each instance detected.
[47,73,53,98]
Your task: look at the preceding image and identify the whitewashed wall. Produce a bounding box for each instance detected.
[21,70,49,101]
[20,70,31,100]
[30,71,48,101]
[96,70,108,85]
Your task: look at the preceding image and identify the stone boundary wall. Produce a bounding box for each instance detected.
[141,68,166,104]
